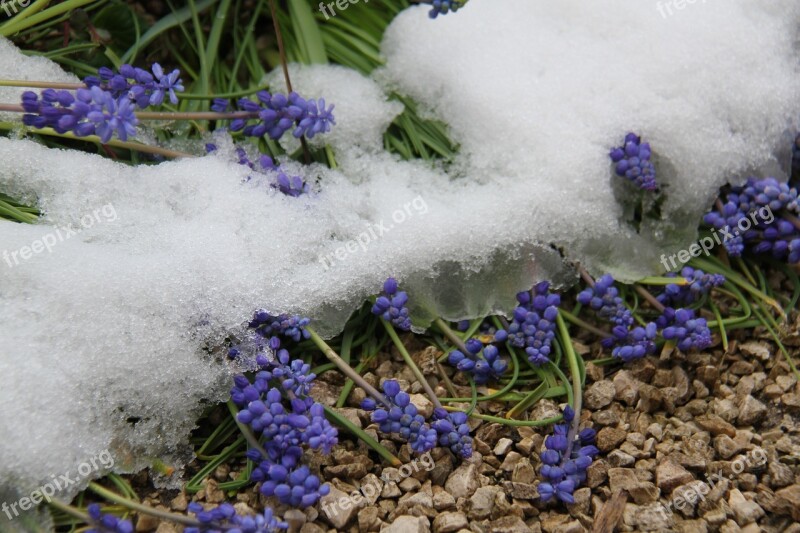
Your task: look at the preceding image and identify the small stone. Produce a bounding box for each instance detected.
[776,374,797,391]
[399,477,421,492]
[728,489,764,525]
[714,435,744,459]
[320,485,363,529]
[467,485,502,520]
[774,484,800,521]
[511,459,535,484]
[623,502,674,530]
[586,460,609,488]
[712,398,739,423]
[500,451,522,471]
[153,525,177,533]
[657,460,694,493]
[432,512,468,533]
[737,395,767,426]
[637,384,663,413]
[597,427,627,452]
[410,394,433,419]
[592,409,620,426]
[501,481,538,500]
[768,460,794,488]
[135,513,160,532]
[169,492,187,512]
[646,423,663,441]
[381,515,430,533]
[445,464,479,499]
[677,520,708,533]
[584,380,616,409]
[695,414,737,437]
[432,488,455,511]
[283,509,307,531]
[739,341,771,361]
[613,371,640,406]
[325,462,368,480]
[494,438,514,456]
[358,506,381,532]
[516,436,536,455]
[607,449,635,467]
[359,474,383,505]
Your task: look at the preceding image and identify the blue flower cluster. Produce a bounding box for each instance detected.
[657,267,725,307]
[21,87,138,143]
[656,307,712,352]
[214,90,334,140]
[372,277,412,331]
[361,380,437,452]
[447,338,507,384]
[424,0,467,18]
[230,335,336,508]
[609,133,656,191]
[579,274,658,362]
[248,309,311,343]
[185,502,287,533]
[494,282,561,366]
[361,380,474,458]
[577,274,633,329]
[704,177,800,262]
[205,144,310,198]
[84,63,184,108]
[538,406,599,504]
[86,504,134,533]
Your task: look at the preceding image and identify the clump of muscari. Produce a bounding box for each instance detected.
[657,266,725,307]
[212,90,334,140]
[577,274,633,329]
[704,177,800,262]
[538,406,599,504]
[361,380,474,458]
[84,63,184,108]
[21,87,138,143]
[656,307,712,352]
[185,502,287,533]
[609,132,656,191]
[424,0,467,18]
[206,144,310,197]
[371,277,412,331]
[494,281,560,366]
[86,504,134,533]
[230,334,336,508]
[447,337,507,384]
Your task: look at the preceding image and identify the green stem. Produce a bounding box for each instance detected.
[557,312,583,459]
[433,317,468,353]
[306,325,389,407]
[323,406,402,466]
[87,483,201,527]
[382,320,443,410]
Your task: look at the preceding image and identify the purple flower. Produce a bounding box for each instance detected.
[185,502,287,533]
[609,132,656,191]
[149,63,184,106]
[425,0,467,18]
[372,277,412,331]
[86,504,134,533]
[229,90,335,141]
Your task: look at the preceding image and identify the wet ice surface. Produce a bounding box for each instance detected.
[0,0,799,512]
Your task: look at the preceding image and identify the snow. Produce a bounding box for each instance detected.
[1,0,799,517]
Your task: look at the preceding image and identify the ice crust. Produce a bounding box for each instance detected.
[1,0,800,515]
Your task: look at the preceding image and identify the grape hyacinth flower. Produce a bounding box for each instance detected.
[657,267,725,307]
[84,63,184,108]
[577,274,633,329]
[606,322,658,363]
[230,335,335,508]
[447,338,507,384]
[86,504,134,533]
[21,86,138,142]
[537,406,598,505]
[372,277,412,331]
[609,132,657,191]
[249,310,311,342]
[431,407,473,458]
[360,380,438,453]
[424,0,467,18]
[656,307,713,352]
[495,281,560,366]
[205,144,311,198]
[185,502,287,533]
[704,177,800,261]
[226,90,335,141]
